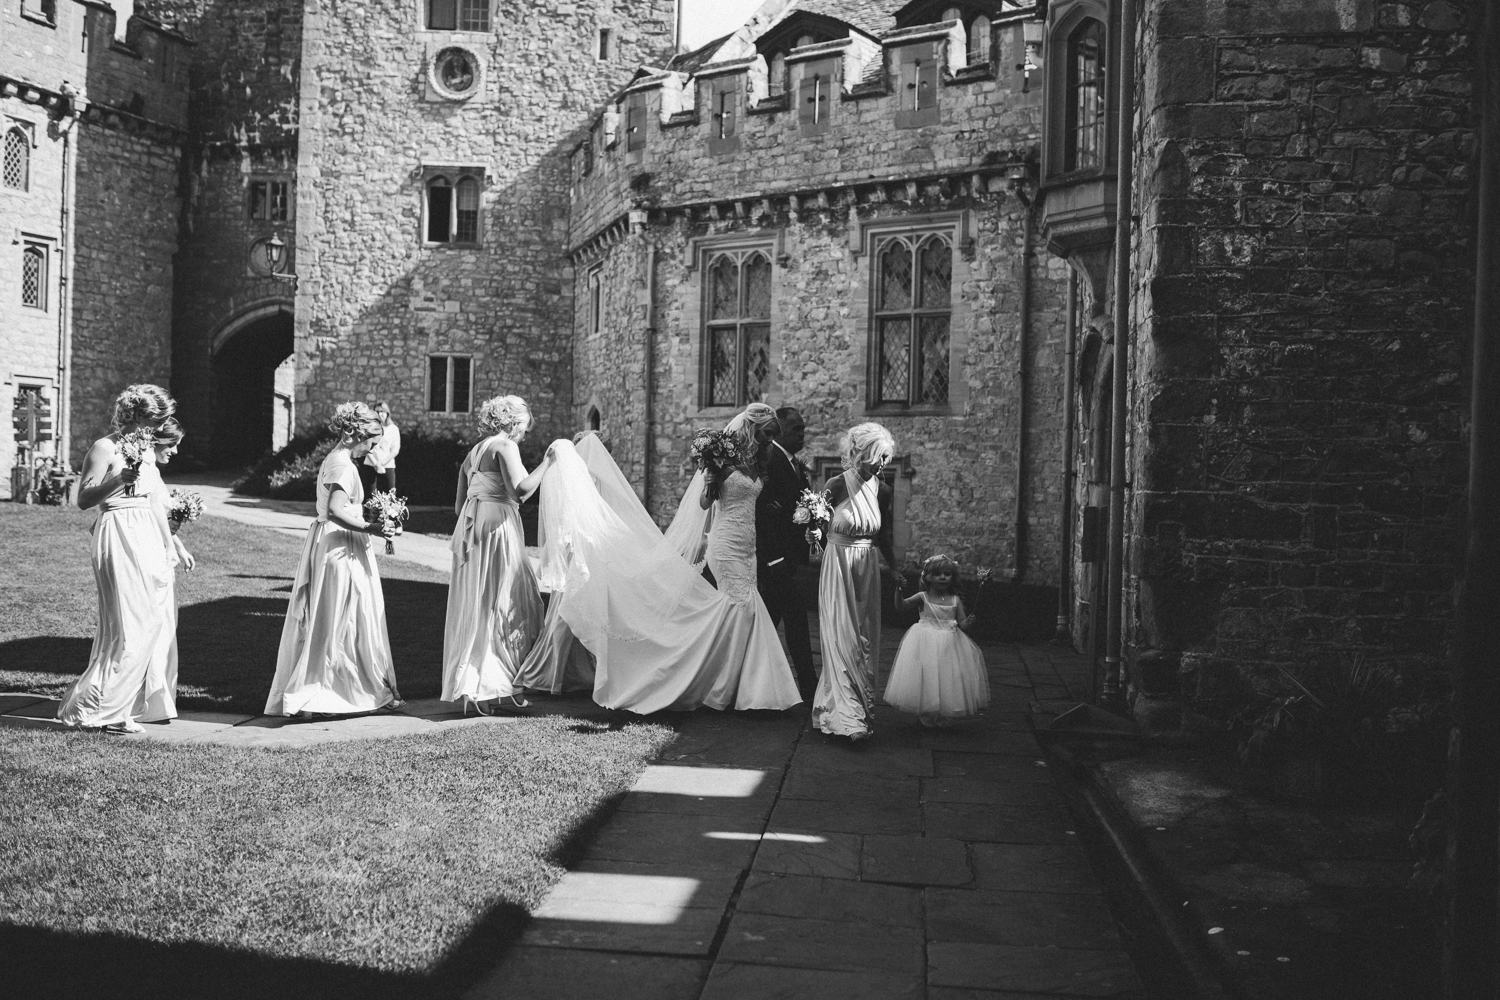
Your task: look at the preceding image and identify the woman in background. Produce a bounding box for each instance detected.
[266,402,399,717]
[442,395,551,714]
[58,384,180,733]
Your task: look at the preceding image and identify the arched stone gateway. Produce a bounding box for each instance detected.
[208,302,295,467]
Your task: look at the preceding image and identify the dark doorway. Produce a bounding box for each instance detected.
[212,312,294,468]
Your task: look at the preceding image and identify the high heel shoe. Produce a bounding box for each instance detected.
[462,697,493,717]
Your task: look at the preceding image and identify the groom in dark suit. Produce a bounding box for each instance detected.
[757,406,817,698]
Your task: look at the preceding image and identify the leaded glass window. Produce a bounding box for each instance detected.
[1065,19,1106,172]
[21,244,47,310]
[3,128,28,191]
[424,170,483,245]
[458,0,490,32]
[704,250,772,407]
[455,177,480,242]
[873,234,950,406]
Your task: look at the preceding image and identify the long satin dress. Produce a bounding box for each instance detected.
[58,455,179,727]
[811,470,884,739]
[441,442,544,703]
[265,450,400,716]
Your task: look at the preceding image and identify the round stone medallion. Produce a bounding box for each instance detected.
[430,46,482,100]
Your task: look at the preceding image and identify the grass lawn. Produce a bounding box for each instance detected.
[0,503,455,713]
[0,719,673,995]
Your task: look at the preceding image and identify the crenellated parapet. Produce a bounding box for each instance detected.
[568,9,1043,251]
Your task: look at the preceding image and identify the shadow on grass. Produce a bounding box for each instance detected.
[0,896,532,1000]
[1,579,454,712]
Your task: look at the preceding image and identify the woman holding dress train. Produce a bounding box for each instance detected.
[441,395,551,714]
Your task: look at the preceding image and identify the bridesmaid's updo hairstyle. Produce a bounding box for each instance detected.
[112,384,175,431]
[478,395,532,441]
[329,401,383,443]
[840,422,896,470]
[153,417,185,445]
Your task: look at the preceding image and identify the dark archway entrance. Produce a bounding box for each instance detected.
[211,312,294,468]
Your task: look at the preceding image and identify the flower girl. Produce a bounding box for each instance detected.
[882,554,990,726]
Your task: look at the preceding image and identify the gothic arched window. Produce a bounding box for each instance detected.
[424,170,484,245]
[3,127,28,191]
[966,14,992,65]
[704,250,772,407]
[1064,19,1106,172]
[873,234,951,406]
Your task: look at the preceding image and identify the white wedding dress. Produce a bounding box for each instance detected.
[524,438,800,714]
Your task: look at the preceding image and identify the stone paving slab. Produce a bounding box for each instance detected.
[922,801,1077,844]
[734,872,923,927]
[699,961,924,1000]
[927,941,1145,996]
[464,947,710,999]
[750,828,864,880]
[718,910,927,975]
[921,775,1063,808]
[0,693,48,714]
[926,887,1126,950]
[860,833,973,886]
[769,794,923,836]
[578,811,765,869]
[4,697,63,719]
[780,764,921,803]
[970,843,1104,895]
[522,863,738,956]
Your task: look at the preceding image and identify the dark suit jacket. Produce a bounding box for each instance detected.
[756,445,811,569]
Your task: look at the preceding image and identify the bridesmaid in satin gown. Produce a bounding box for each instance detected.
[441,395,552,714]
[59,384,182,734]
[811,422,905,741]
[265,402,400,717]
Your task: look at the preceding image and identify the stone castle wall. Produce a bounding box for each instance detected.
[571,21,1071,581]
[69,118,183,454]
[291,0,675,446]
[1127,0,1474,715]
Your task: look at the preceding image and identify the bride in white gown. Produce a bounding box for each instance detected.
[524,414,801,714]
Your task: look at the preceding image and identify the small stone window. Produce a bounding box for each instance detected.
[872,234,951,407]
[597,28,613,61]
[795,62,834,136]
[624,98,647,152]
[966,14,992,65]
[21,0,56,25]
[703,250,772,407]
[708,78,739,155]
[423,169,484,246]
[428,355,473,413]
[21,243,48,311]
[248,179,290,221]
[588,266,603,334]
[4,127,29,191]
[427,0,488,31]
[895,43,941,129]
[1064,18,1107,172]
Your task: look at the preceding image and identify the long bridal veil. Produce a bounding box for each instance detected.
[533,436,799,713]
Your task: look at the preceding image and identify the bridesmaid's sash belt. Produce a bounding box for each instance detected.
[829,533,874,548]
[452,491,518,563]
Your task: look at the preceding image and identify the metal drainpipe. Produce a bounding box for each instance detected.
[643,241,656,506]
[56,126,74,471]
[1054,268,1078,642]
[1103,0,1138,710]
[1012,200,1033,581]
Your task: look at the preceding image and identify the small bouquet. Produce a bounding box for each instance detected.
[689,429,745,477]
[116,428,155,497]
[166,489,204,534]
[362,489,409,555]
[794,487,834,559]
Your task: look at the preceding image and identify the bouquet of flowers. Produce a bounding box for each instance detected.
[116,428,156,497]
[689,429,745,477]
[794,487,834,559]
[362,489,409,555]
[166,490,204,534]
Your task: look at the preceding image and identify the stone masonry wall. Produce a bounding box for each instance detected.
[571,26,1071,581]
[293,0,675,447]
[1128,0,1474,716]
[69,119,183,454]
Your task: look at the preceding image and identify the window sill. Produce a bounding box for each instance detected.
[20,11,56,28]
[426,409,473,416]
[864,404,954,417]
[421,241,483,250]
